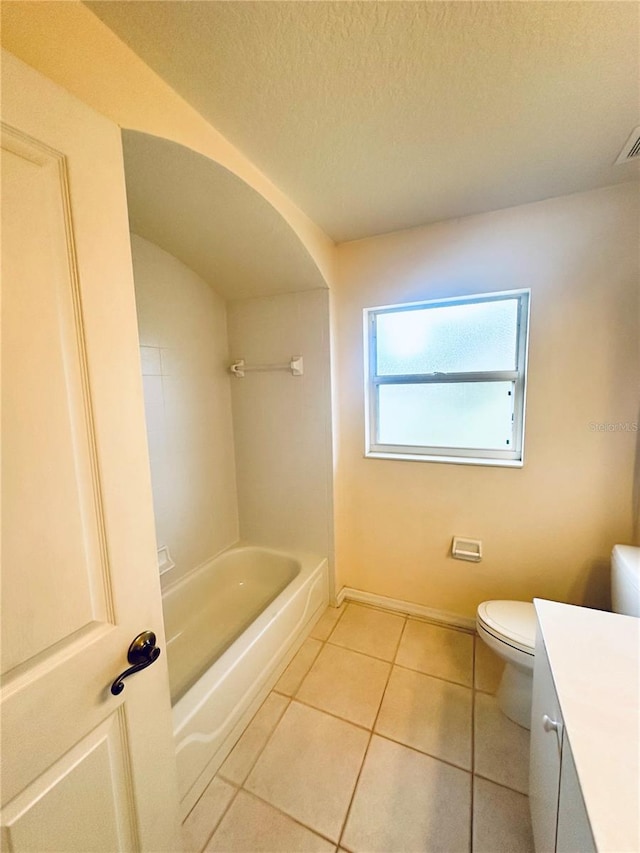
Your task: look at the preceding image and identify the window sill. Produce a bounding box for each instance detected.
[364,450,524,468]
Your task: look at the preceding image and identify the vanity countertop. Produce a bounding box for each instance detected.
[534,599,639,852]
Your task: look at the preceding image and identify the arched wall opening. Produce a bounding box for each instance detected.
[122,131,334,595]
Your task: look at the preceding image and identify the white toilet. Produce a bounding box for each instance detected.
[476,544,640,730]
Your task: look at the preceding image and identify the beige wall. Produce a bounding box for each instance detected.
[132,234,239,587]
[1,2,334,286]
[3,6,637,615]
[333,183,640,618]
[228,290,334,562]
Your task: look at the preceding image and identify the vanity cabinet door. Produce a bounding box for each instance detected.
[556,735,596,853]
[530,630,564,852]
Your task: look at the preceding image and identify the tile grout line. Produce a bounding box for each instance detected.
[473,770,530,797]
[336,614,409,851]
[302,606,407,848]
[242,606,352,848]
[284,694,379,735]
[214,603,342,790]
[319,639,481,695]
[204,694,294,848]
[273,693,480,778]
[369,730,473,775]
[290,604,476,749]
[391,659,474,690]
[288,606,481,767]
[233,787,339,849]
[218,694,293,788]
[204,603,525,850]
[272,600,344,698]
[182,781,208,826]
[290,618,477,755]
[292,634,324,691]
[310,639,476,691]
[334,728,373,853]
[208,607,347,850]
[196,780,242,853]
[326,603,476,684]
[185,674,298,843]
[325,636,409,665]
[473,656,531,797]
[319,600,349,643]
[475,684,503,697]
[208,604,351,846]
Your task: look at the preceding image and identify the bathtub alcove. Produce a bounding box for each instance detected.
[122,131,333,816]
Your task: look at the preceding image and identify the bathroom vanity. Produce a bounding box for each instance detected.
[529,599,639,852]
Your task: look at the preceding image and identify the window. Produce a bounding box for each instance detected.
[364,290,530,466]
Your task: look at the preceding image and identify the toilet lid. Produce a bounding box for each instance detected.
[477,600,536,653]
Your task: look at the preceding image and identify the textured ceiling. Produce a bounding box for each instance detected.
[122,131,326,300]
[88,1,639,243]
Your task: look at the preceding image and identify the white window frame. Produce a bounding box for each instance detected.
[364,289,530,467]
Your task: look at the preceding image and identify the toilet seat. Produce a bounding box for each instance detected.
[477,600,536,656]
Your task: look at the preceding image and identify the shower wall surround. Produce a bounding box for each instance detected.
[132,234,333,589]
[227,290,333,559]
[132,234,239,586]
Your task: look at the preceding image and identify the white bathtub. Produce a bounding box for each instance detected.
[162,544,328,814]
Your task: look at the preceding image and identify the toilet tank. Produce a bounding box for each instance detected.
[611,545,640,617]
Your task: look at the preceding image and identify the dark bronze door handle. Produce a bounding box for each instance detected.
[110,631,161,695]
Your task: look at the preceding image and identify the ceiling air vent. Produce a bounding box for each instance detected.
[615,126,640,165]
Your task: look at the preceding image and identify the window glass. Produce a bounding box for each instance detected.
[378,382,515,449]
[376,298,519,375]
[365,290,529,465]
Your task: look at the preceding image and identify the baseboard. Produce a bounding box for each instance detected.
[337,586,476,632]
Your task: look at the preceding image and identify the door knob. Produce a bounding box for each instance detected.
[110,631,161,695]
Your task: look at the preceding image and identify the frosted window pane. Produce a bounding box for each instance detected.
[377,382,514,450]
[376,299,518,375]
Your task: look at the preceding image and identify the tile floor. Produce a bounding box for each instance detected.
[182,603,535,852]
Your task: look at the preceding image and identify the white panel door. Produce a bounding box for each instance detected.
[0,50,181,852]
